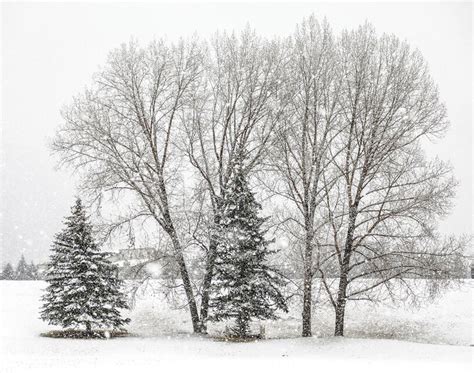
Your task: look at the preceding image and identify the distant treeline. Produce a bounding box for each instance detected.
[0,255,42,280]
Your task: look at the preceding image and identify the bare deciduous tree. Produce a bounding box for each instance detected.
[319,24,462,336]
[269,16,341,337]
[52,39,206,332]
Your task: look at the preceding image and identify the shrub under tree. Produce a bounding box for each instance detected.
[210,160,288,338]
[40,198,130,336]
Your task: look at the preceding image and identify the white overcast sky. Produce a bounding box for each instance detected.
[1,1,472,264]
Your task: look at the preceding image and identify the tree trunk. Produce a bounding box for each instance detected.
[334,206,356,337]
[334,273,348,336]
[199,206,222,333]
[198,239,217,333]
[168,228,202,333]
[85,321,92,334]
[235,313,249,339]
[301,230,313,337]
[159,177,202,333]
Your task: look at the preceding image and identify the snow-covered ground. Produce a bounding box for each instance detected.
[0,281,472,373]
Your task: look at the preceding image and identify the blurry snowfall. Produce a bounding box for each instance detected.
[0,280,472,373]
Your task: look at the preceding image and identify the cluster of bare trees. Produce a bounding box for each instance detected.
[52,16,467,337]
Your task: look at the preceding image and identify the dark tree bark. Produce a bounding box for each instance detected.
[334,254,351,336]
[198,239,217,333]
[301,227,314,337]
[168,228,202,333]
[334,296,346,337]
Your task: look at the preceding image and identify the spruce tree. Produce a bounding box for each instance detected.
[40,198,130,335]
[210,160,288,338]
[15,255,30,280]
[28,261,39,280]
[1,263,15,280]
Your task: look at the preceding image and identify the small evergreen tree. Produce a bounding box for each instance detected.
[1,263,15,280]
[210,160,288,338]
[28,261,39,280]
[40,198,130,335]
[15,255,30,280]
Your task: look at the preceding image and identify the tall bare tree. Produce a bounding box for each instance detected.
[270,16,341,337]
[319,24,461,336]
[182,28,289,331]
[52,39,206,332]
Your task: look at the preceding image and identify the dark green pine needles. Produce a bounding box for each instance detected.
[40,198,129,334]
[210,161,288,338]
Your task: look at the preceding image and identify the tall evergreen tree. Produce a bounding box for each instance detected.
[40,198,130,335]
[210,160,288,338]
[1,263,15,280]
[15,255,30,280]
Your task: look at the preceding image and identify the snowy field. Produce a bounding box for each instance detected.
[0,281,472,373]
